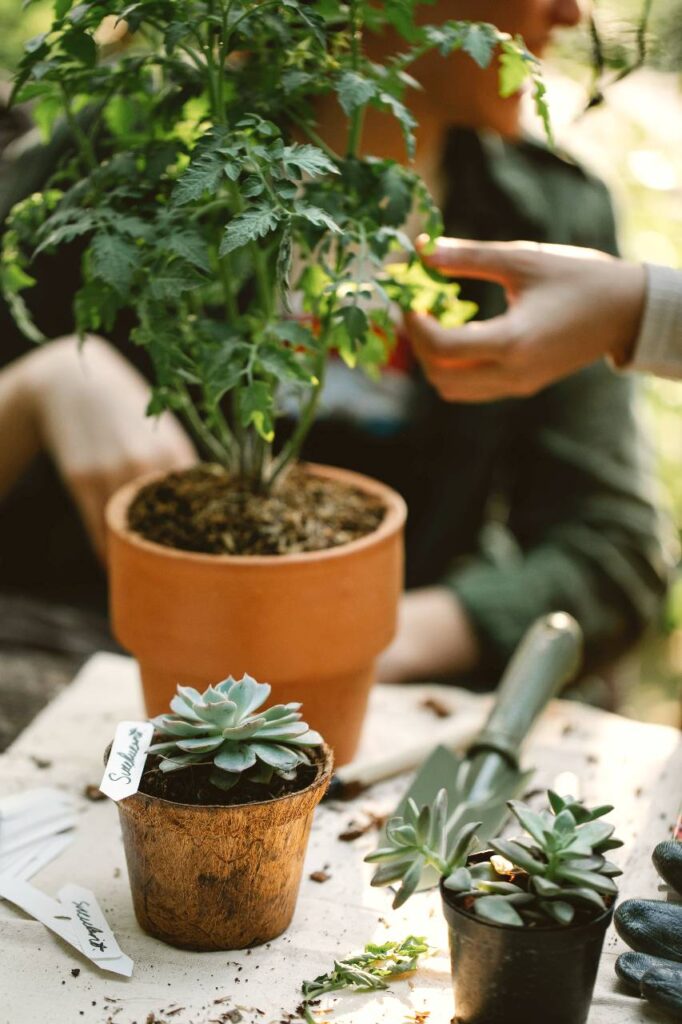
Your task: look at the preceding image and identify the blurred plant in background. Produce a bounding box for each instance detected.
[0,0,679,722]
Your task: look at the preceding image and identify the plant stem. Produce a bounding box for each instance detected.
[267,330,328,487]
[179,386,231,466]
[59,85,98,172]
[347,0,365,156]
[286,109,339,162]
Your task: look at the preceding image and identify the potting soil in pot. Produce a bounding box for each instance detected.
[128,463,385,555]
[138,752,318,806]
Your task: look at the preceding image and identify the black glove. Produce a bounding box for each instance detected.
[615,840,682,1019]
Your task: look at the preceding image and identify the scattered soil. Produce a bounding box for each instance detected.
[309,870,331,883]
[420,697,451,719]
[83,783,107,802]
[127,464,386,556]
[138,751,319,807]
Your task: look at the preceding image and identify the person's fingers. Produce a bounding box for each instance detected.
[424,363,539,403]
[405,310,515,364]
[416,235,535,286]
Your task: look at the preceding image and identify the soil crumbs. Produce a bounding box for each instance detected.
[128,464,386,556]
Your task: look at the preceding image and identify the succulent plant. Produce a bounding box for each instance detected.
[365,790,481,908]
[367,789,623,927]
[149,674,322,791]
[443,792,623,927]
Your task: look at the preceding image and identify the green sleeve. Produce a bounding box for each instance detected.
[448,362,672,677]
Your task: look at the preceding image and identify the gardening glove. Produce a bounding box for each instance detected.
[615,840,682,1020]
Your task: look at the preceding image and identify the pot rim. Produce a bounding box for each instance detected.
[439,872,615,936]
[106,461,407,567]
[107,741,333,813]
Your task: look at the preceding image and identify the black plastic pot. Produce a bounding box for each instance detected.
[440,860,614,1024]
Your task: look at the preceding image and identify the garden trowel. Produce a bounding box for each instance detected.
[384,612,583,888]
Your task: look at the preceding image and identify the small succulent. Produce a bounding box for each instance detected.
[365,790,481,908]
[447,792,623,928]
[149,674,322,791]
[367,789,623,927]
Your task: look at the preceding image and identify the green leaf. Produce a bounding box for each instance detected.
[235,380,275,441]
[554,865,618,894]
[294,203,341,234]
[541,900,574,925]
[61,29,97,66]
[213,742,257,774]
[258,342,314,384]
[173,149,222,206]
[489,839,545,876]
[249,741,300,770]
[370,858,416,887]
[448,820,481,868]
[508,801,551,846]
[461,23,498,68]
[149,268,204,300]
[560,887,607,911]
[576,820,615,848]
[175,735,224,753]
[337,71,377,115]
[90,232,138,296]
[443,867,472,893]
[547,791,567,815]
[498,40,531,99]
[167,230,211,273]
[33,95,63,141]
[104,95,139,138]
[282,144,338,178]
[473,895,524,927]
[392,857,424,909]
[220,206,281,256]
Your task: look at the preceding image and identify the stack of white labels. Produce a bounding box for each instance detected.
[0,787,76,881]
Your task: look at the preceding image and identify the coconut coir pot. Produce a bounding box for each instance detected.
[441,873,613,1024]
[115,745,332,951]
[106,463,406,766]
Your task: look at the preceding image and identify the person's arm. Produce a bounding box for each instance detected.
[0,336,197,561]
[404,238,681,400]
[376,586,479,683]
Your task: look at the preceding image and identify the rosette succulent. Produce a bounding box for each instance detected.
[149,674,322,791]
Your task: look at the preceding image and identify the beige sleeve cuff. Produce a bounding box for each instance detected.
[629,263,682,380]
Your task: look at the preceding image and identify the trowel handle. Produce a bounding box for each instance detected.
[469,613,582,766]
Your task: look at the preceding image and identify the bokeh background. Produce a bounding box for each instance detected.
[2,0,680,724]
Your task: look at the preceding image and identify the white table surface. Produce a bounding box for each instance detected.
[0,652,680,1024]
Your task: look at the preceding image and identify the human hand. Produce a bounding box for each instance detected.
[22,335,197,562]
[615,840,682,1019]
[405,238,647,402]
[376,586,479,684]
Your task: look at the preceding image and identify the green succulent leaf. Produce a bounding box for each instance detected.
[443,867,472,893]
[474,895,524,927]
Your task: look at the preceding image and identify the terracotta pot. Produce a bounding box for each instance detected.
[115,745,333,950]
[106,463,406,765]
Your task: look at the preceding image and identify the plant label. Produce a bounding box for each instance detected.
[100,721,154,801]
[0,876,134,977]
[58,883,134,976]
